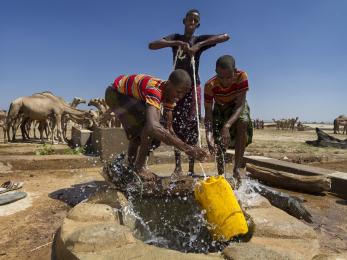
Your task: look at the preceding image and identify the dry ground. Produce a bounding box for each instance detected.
[0,126,346,259]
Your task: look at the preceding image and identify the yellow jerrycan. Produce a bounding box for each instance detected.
[194,176,248,240]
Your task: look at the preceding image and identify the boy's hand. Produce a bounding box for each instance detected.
[175,41,190,51]
[221,126,231,148]
[187,44,200,56]
[168,127,177,137]
[186,146,208,161]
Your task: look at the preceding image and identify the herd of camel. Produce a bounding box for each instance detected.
[272,117,300,131]
[0,93,346,144]
[0,91,120,144]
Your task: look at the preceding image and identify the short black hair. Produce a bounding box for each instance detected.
[186,9,200,18]
[216,55,236,70]
[169,69,191,88]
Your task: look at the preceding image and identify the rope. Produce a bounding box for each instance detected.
[190,56,207,179]
[173,46,181,69]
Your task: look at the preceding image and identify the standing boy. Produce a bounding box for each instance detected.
[149,9,229,177]
[204,55,253,184]
[105,70,207,181]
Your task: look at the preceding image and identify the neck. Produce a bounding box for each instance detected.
[184,29,194,39]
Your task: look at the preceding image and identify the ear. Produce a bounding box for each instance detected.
[197,23,200,28]
[183,18,186,25]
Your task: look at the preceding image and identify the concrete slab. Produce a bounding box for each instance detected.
[243,155,347,197]
[0,155,101,171]
[71,126,92,147]
[91,127,129,162]
[0,191,37,216]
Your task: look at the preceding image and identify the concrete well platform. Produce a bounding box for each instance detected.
[91,127,129,162]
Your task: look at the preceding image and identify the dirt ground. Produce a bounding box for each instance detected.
[0,126,346,259]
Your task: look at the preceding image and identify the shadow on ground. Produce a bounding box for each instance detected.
[49,181,108,206]
[336,199,347,206]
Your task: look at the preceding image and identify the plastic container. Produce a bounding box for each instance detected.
[194,176,248,240]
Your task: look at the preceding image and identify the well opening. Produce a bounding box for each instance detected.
[121,195,251,253]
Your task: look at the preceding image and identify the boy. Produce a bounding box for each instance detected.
[148,9,229,177]
[204,55,253,184]
[105,69,207,181]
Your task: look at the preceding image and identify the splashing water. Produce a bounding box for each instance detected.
[121,195,231,253]
[234,177,265,206]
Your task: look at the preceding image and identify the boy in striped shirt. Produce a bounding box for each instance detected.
[204,55,253,185]
[105,69,207,181]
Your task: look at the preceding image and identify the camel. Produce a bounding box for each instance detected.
[253,119,264,129]
[0,110,7,142]
[272,119,280,130]
[289,117,299,131]
[273,118,286,130]
[7,92,69,141]
[6,93,93,144]
[334,115,347,134]
[297,121,305,131]
[21,95,86,141]
[335,119,347,135]
[88,98,120,127]
[88,98,107,114]
[62,97,87,140]
[70,97,86,108]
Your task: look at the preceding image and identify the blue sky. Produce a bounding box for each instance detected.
[1,0,346,122]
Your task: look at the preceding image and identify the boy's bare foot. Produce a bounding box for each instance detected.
[136,169,159,182]
[187,171,194,177]
[170,169,184,182]
[233,168,242,188]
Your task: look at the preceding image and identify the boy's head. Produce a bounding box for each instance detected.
[183,9,200,34]
[165,69,191,103]
[215,55,236,87]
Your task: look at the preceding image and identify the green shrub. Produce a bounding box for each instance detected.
[63,146,86,155]
[35,144,55,155]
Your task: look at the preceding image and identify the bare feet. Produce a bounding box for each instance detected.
[233,168,242,188]
[136,169,159,182]
[170,168,184,182]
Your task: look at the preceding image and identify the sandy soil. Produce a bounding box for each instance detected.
[0,127,346,259]
[0,168,103,259]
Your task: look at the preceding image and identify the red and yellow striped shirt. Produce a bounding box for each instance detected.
[113,74,174,110]
[204,70,249,105]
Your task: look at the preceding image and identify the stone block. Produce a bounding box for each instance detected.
[91,127,128,162]
[248,207,317,239]
[71,126,92,147]
[223,243,290,260]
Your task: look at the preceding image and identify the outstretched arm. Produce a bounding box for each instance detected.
[198,33,230,48]
[189,33,230,55]
[145,106,206,160]
[148,38,189,50]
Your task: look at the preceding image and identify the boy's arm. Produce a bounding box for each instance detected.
[145,106,207,161]
[221,92,246,148]
[148,35,189,50]
[163,108,175,136]
[189,33,230,55]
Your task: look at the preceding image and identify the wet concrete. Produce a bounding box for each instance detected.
[273,188,347,254]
